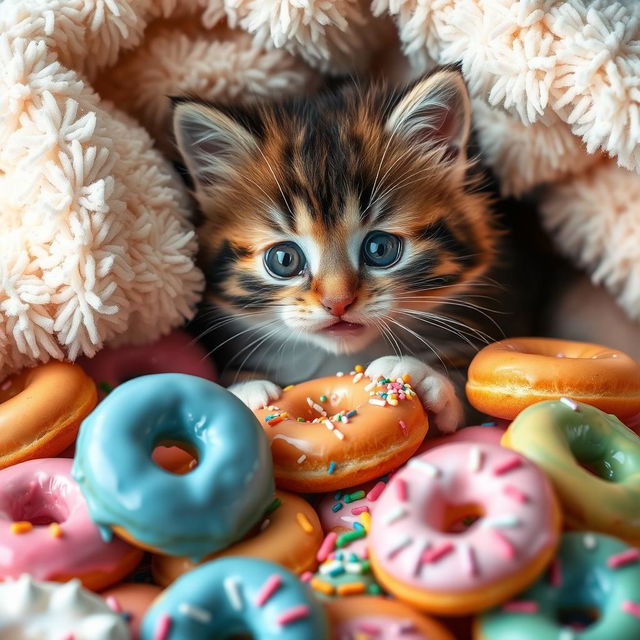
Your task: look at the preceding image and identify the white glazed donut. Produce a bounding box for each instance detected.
[0,575,130,639]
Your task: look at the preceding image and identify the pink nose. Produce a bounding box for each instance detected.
[321,295,355,317]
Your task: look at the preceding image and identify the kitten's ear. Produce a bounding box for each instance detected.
[385,69,471,162]
[173,102,258,188]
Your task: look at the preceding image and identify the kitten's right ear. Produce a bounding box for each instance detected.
[172,102,258,189]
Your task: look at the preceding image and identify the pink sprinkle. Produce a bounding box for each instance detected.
[255,574,282,607]
[395,479,407,501]
[105,595,122,612]
[277,604,310,626]
[491,530,516,560]
[493,456,522,476]
[367,481,386,502]
[300,571,313,582]
[351,506,369,515]
[549,558,562,586]
[608,548,640,569]
[622,601,640,618]
[399,393,406,400]
[502,601,538,614]
[461,544,478,577]
[153,614,172,640]
[316,532,337,563]
[422,541,454,563]
[357,622,381,634]
[503,484,529,503]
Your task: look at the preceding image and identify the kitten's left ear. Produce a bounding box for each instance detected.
[386,69,471,163]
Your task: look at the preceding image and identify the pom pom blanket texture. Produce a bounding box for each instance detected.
[0,0,638,379]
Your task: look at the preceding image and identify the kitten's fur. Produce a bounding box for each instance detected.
[173,68,535,431]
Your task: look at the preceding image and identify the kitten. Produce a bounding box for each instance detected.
[173,68,533,432]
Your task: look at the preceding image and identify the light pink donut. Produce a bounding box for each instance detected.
[77,330,217,397]
[0,458,143,591]
[316,478,389,533]
[368,442,561,615]
[416,425,507,455]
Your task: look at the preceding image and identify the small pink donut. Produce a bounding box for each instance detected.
[316,477,389,533]
[102,583,162,639]
[417,425,507,455]
[369,442,561,615]
[0,458,143,591]
[78,330,217,397]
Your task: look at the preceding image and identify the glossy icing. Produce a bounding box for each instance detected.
[466,337,640,421]
[140,557,329,639]
[254,372,428,492]
[327,596,454,640]
[0,362,96,468]
[0,576,129,639]
[151,490,323,586]
[102,583,162,640]
[476,532,640,640]
[72,373,275,561]
[0,458,142,590]
[369,442,561,614]
[78,330,216,398]
[502,400,640,544]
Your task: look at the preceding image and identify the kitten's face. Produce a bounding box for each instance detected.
[174,70,495,356]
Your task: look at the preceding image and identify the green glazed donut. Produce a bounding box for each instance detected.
[476,532,640,640]
[502,400,640,544]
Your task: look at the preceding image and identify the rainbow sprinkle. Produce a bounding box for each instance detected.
[327,461,337,474]
[622,601,640,619]
[276,604,310,626]
[153,614,172,640]
[178,602,212,624]
[254,574,282,607]
[296,512,314,534]
[608,548,640,569]
[10,521,32,535]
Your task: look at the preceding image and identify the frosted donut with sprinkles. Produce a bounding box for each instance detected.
[369,442,562,615]
[253,367,428,492]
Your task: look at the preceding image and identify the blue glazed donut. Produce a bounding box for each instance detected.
[72,373,274,561]
[140,557,329,640]
[476,532,640,640]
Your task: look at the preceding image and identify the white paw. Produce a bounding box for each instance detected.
[365,355,463,433]
[228,380,282,411]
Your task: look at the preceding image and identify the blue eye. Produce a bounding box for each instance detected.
[362,231,403,268]
[264,242,306,278]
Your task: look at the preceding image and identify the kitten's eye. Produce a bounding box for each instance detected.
[264,242,307,278]
[362,231,403,268]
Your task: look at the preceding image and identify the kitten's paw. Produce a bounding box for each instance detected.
[228,379,282,411]
[365,356,463,433]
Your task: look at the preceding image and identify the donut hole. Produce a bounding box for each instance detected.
[10,488,70,526]
[442,503,485,534]
[567,436,619,482]
[152,441,198,475]
[556,605,600,630]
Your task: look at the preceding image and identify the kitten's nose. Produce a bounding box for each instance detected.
[322,295,355,317]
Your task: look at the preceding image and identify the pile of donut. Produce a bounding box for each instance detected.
[1,332,640,640]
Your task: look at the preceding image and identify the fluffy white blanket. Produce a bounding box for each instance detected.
[0,0,638,378]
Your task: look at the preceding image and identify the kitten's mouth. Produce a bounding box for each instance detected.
[319,320,366,336]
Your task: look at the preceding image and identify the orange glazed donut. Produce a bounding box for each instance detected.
[466,337,640,421]
[253,370,428,492]
[151,490,322,586]
[0,362,97,468]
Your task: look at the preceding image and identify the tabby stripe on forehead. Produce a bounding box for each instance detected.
[207,241,249,281]
[393,253,460,291]
[418,219,477,267]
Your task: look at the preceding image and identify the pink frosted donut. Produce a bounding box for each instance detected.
[78,330,217,397]
[0,458,143,591]
[316,478,389,533]
[369,442,561,615]
[417,424,507,455]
